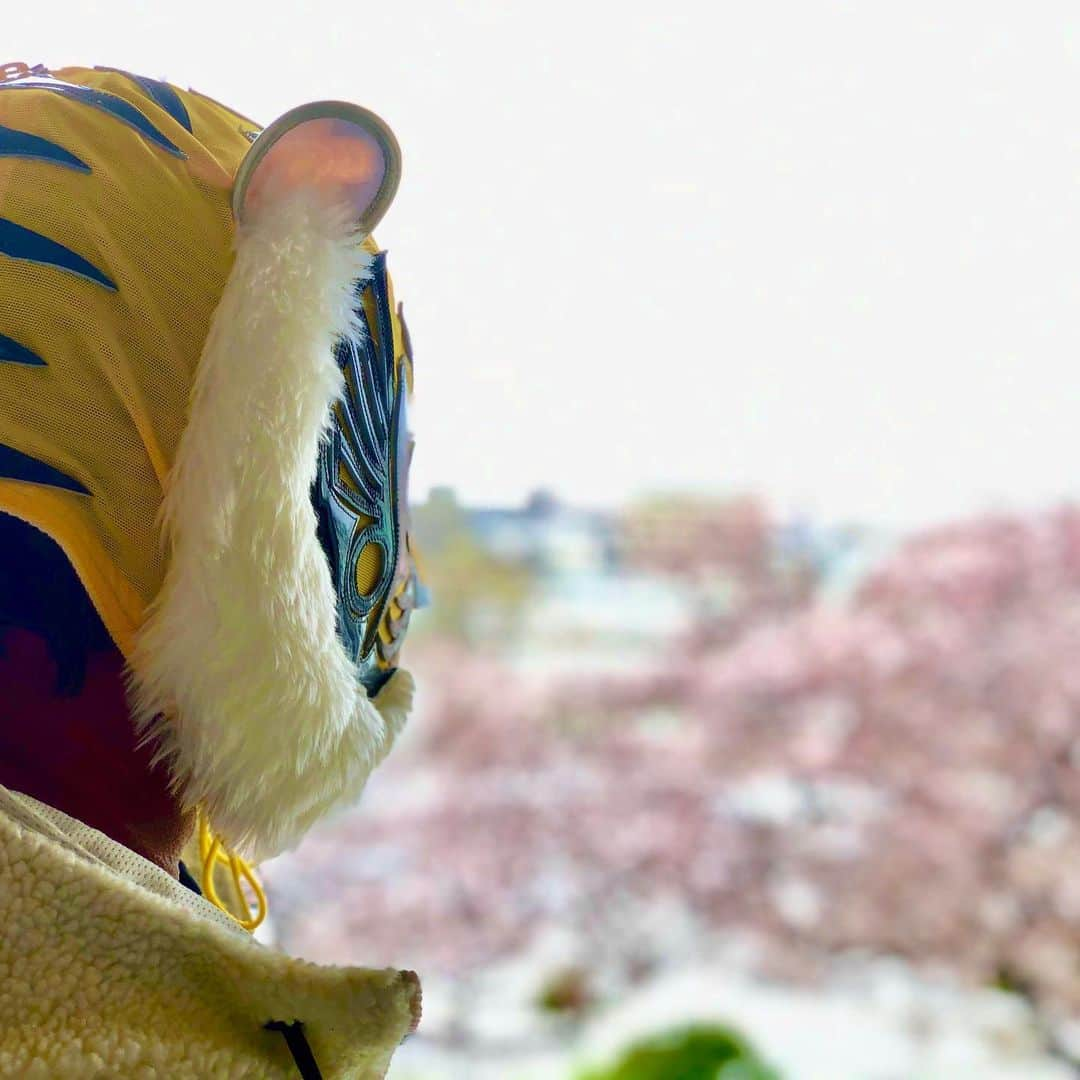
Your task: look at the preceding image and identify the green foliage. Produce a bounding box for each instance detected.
[577,1024,781,1080]
[411,488,534,643]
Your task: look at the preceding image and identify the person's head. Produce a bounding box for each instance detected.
[0,65,419,865]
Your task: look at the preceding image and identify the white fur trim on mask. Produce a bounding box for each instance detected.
[129,191,411,861]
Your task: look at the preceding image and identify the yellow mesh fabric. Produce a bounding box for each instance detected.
[0,65,408,659]
[0,66,251,655]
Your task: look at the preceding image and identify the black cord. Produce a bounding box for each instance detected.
[265,1020,323,1080]
[177,860,202,896]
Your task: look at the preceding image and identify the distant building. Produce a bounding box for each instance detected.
[415,488,889,658]
[435,490,694,664]
[468,490,616,578]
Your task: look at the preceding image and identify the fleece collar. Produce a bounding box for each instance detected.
[0,784,420,1078]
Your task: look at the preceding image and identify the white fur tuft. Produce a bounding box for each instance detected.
[130,191,411,861]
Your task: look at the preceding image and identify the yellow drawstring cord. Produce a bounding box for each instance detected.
[196,808,267,932]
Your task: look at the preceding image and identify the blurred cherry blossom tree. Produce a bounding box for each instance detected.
[264,505,1080,1048]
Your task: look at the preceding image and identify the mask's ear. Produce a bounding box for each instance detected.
[232,101,401,232]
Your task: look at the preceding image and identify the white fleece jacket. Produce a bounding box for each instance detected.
[0,786,419,1078]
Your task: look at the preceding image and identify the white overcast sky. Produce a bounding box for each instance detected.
[10,2,1080,526]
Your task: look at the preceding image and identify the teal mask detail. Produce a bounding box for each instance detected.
[313,251,407,696]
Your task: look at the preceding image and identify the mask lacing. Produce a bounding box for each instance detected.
[197,807,267,931]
